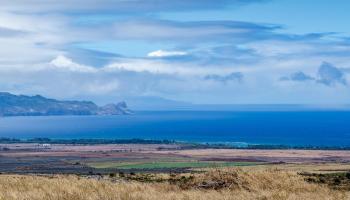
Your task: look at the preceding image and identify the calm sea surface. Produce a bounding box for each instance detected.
[0,111,350,147]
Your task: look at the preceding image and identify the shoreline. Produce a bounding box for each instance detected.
[1,137,350,150]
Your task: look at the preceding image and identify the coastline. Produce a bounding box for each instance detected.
[1,137,350,150]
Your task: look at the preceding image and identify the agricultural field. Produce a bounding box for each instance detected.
[88,161,262,169]
[1,143,350,174]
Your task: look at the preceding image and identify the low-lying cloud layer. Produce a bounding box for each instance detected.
[205,72,244,83]
[281,62,347,86]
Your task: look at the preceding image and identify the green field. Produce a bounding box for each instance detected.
[88,161,261,169]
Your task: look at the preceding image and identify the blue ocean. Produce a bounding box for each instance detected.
[0,111,350,147]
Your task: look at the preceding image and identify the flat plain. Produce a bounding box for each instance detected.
[2,143,350,200]
[1,143,350,173]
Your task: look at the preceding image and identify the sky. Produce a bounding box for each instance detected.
[1,0,350,105]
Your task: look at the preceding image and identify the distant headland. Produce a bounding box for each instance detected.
[0,92,132,116]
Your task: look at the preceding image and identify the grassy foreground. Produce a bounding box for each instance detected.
[1,168,349,200]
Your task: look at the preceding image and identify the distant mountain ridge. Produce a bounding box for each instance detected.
[0,92,132,116]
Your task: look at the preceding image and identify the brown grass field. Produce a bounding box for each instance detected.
[1,168,350,200]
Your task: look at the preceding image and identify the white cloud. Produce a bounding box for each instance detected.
[0,54,350,104]
[0,12,71,66]
[85,80,120,95]
[105,58,241,76]
[147,50,188,58]
[0,0,261,13]
[246,39,350,58]
[50,55,97,73]
[110,20,251,41]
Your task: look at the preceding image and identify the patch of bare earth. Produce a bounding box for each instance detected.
[152,149,350,163]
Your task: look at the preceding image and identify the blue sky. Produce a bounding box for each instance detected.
[0,0,350,105]
[159,0,350,34]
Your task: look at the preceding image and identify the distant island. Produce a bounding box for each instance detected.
[0,92,133,116]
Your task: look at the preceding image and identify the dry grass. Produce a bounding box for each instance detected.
[0,168,349,200]
[220,163,350,174]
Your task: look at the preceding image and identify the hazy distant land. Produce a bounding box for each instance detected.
[0,92,132,116]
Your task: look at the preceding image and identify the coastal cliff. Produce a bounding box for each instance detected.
[0,92,132,116]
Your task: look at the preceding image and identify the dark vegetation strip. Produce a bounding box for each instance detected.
[301,172,350,190]
[1,137,350,150]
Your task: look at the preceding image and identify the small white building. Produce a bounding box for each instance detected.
[42,143,51,148]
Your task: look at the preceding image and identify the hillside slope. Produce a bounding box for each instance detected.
[0,92,132,116]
